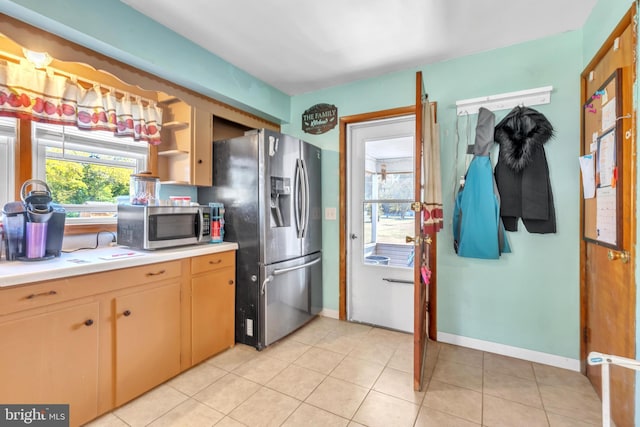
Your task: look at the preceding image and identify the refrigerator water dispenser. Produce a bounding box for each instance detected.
[270,176,290,227]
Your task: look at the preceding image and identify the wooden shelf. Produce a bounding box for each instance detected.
[160,180,191,186]
[158,96,180,104]
[163,121,189,130]
[158,149,189,157]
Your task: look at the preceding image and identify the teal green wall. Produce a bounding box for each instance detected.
[426,32,582,359]
[0,0,290,123]
[282,69,417,310]
[286,31,583,359]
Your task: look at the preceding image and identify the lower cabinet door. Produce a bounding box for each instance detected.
[0,301,99,427]
[114,282,181,406]
[191,268,235,365]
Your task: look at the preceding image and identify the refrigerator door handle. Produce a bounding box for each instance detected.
[260,255,322,295]
[301,158,310,238]
[260,275,273,296]
[295,159,304,238]
[273,255,321,276]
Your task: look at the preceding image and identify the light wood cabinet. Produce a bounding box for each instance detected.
[114,281,181,406]
[0,249,236,426]
[191,251,236,364]
[0,300,100,427]
[158,98,213,186]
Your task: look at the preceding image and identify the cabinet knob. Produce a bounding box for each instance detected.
[84,319,94,327]
[198,159,203,164]
[123,310,132,317]
[228,280,234,285]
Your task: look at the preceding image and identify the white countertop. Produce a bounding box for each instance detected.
[0,242,238,287]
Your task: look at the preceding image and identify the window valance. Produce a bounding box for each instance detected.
[0,61,162,144]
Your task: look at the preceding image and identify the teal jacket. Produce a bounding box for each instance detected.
[453,108,510,259]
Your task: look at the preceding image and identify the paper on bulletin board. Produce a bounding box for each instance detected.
[601,97,616,131]
[596,186,617,245]
[579,154,596,198]
[598,130,616,187]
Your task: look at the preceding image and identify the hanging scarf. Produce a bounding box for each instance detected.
[422,96,443,234]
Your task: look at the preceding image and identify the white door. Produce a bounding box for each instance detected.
[347,115,415,332]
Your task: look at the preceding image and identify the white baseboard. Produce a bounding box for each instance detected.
[437,332,581,372]
[319,309,339,319]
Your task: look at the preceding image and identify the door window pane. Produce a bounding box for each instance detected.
[362,136,414,268]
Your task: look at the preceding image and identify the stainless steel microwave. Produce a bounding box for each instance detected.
[117,204,211,249]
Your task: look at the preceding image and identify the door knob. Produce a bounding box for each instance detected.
[406,235,421,245]
[406,235,432,246]
[351,234,357,240]
[607,250,630,263]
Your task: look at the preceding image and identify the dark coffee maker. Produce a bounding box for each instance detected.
[2,180,66,261]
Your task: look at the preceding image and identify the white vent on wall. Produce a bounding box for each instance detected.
[456,86,553,116]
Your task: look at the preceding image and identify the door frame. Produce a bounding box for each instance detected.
[338,107,437,339]
[579,4,636,367]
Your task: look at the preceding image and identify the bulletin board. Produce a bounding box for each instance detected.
[582,69,622,249]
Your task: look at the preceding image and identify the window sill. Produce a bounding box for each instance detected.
[64,222,116,236]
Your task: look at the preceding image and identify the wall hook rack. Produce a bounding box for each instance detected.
[455,86,553,116]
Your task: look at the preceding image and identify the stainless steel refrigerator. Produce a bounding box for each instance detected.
[198,129,322,350]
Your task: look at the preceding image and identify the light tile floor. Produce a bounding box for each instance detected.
[85,316,603,427]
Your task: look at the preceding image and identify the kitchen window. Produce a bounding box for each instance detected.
[32,122,149,224]
[0,117,16,210]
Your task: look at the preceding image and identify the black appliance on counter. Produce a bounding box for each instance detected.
[2,179,65,261]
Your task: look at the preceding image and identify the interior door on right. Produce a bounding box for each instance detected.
[581,8,636,427]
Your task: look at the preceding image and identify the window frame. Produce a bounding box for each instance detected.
[31,122,149,225]
[0,117,16,210]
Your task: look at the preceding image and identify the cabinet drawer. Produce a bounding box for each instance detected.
[191,251,235,275]
[0,277,78,316]
[103,260,182,290]
[0,260,182,316]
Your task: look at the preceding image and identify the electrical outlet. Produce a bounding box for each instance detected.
[325,207,337,220]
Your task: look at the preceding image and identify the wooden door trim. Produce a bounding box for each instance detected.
[581,6,636,80]
[338,106,414,320]
[338,105,438,341]
[579,3,637,366]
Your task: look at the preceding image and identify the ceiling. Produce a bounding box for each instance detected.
[121,0,597,96]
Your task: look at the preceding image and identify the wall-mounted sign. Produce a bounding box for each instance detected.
[302,103,338,134]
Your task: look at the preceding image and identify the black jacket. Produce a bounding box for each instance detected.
[494,106,556,234]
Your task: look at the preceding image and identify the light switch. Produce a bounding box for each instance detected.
[325,207,337,220]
